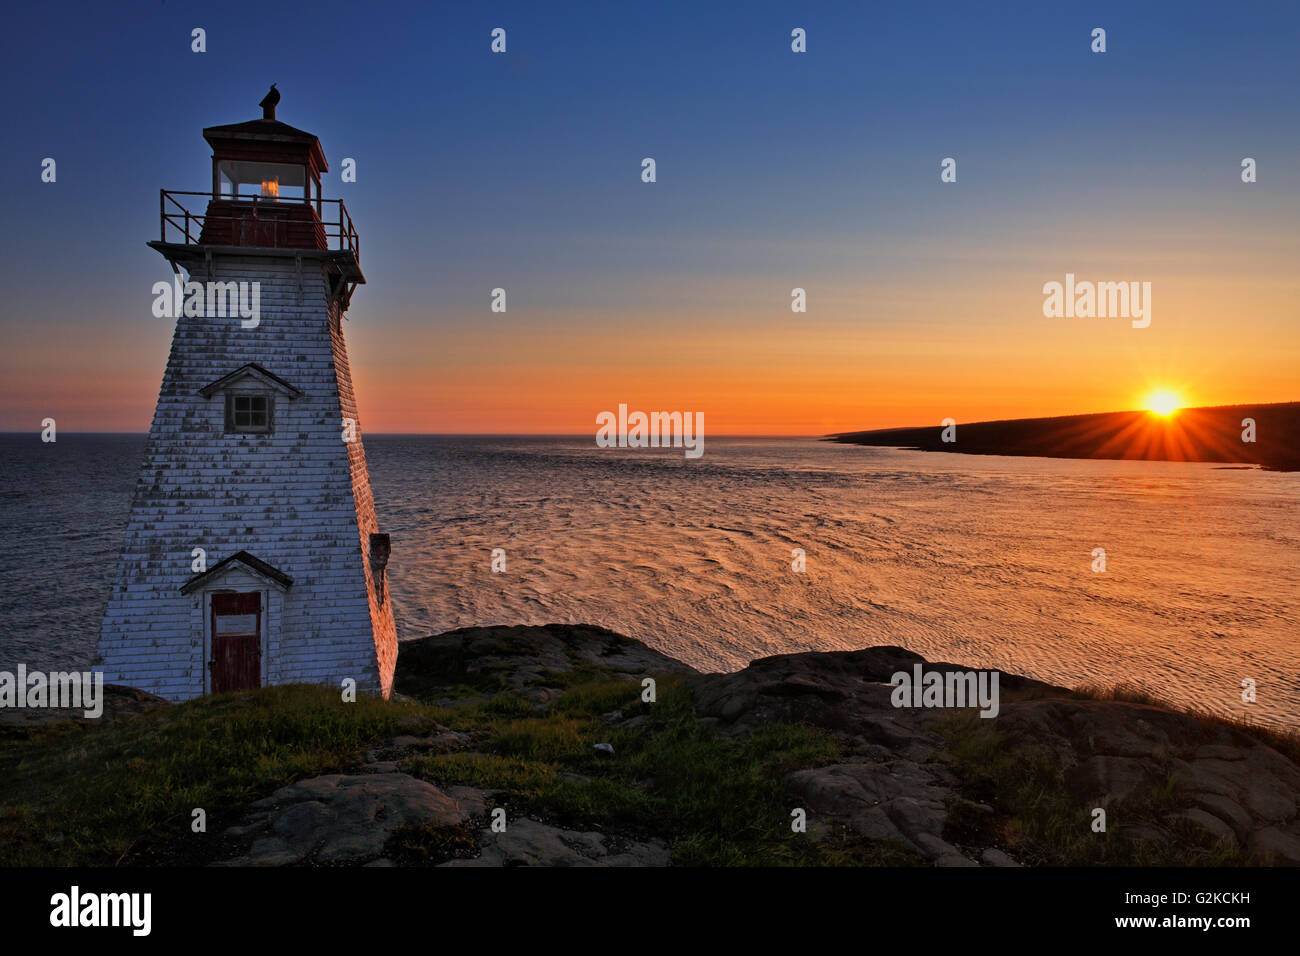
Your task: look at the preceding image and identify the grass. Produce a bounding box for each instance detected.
[0,685,445,866]
[7,662,1289,867]
[0,668,857,866]
[401,674,853,866]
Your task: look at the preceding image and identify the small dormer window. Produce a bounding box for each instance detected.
[226,393,271,433]
[200,363,300,434]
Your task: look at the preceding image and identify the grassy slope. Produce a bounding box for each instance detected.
[0,664,851,866]
[0,686,437,866]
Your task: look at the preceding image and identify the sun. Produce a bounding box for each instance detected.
[1144,390,1182,417]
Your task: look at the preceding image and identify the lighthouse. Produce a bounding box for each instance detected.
[96,89,396,701]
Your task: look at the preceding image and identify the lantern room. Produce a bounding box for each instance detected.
[195,85,333,251]
[153,86,363,307]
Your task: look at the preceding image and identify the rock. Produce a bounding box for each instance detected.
[980,847,1020,867]
[238,836,301,867]
[1195,744,1247,761]
[1174,809,1238,846]
[913,833,977,866]
[395,624,694,701]
[428,731,473,753]
[212,634,1300,868]
[691,647,936,757]
[362,730,473,770]
[1190,793,1253,840]
[701,648,1287,866]
[889,795,948,839]
[445,786,492,817]
[849,808,905,844]
[394,715,441,736]
[997,699,1180,763]
[1176,757,1248,797]
[996,694,1300,865]
[1248,827,1300,865]
[0,684,168,731]
[442,817,670,867]
[1115,823,1171,847]
[690,645,1068,751]
[216,773,469,866]
[784,761,957,861]
[1066,755,1161,802]
[1169,753,1299,823]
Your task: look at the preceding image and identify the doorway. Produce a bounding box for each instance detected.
[209,592,262,692]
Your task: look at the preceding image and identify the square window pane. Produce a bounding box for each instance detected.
[228,393,271,432]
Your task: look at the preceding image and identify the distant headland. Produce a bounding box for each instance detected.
[827,402,1300,472]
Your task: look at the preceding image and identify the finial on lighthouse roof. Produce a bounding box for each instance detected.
[259,83,280,121]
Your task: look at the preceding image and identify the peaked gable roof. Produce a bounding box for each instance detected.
[202,117,328,173]
[180,550,295,595]
[203,118,319,144]
[198,363,302,399]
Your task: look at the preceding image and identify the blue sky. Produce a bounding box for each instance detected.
[1,1,1296,431]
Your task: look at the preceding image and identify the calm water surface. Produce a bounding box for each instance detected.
[2,435,1296,729]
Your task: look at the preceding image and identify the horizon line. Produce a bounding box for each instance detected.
[6,398,1297,440]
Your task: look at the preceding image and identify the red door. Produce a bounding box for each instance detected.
[210,592,262,692]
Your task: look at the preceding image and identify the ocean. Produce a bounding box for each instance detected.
[2,434,1297,730]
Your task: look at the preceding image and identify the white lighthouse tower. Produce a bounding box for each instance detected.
[96,88,396,701]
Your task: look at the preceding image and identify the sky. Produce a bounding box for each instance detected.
[0,0,1297,434]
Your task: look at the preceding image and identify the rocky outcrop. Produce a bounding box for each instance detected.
[783,761,977,865]
[214,712,669,867]
[689,646,1048,865]
[394,623,695,705]
[997,698,1300,862]
[441,818,670,867]
[688,645,1300,866]
[690,645,1061,752]
[213,626,1300,867]
[216,773,469,866]
[0,684,167,734]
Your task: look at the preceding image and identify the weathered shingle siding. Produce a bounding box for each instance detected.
[96,254,396,701]
[330,298,398,697]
